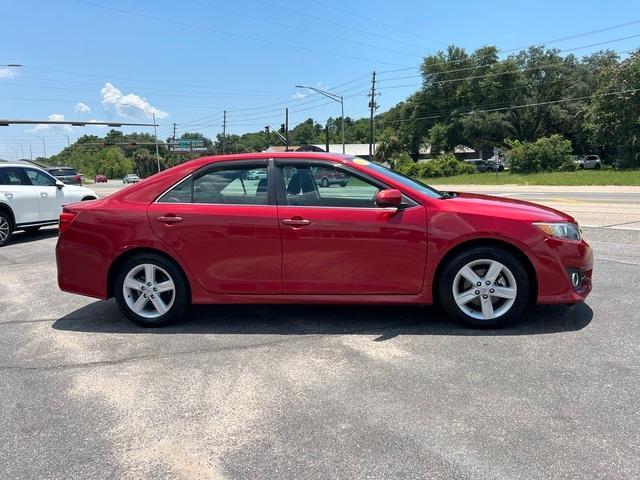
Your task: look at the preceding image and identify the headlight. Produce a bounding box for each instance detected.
[534,222,581,241]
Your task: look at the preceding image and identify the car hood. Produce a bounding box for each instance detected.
[445,192,574,223]
[63,184,98,196]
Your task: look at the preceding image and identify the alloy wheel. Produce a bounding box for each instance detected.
[0,217,10,243]
[122,263,176,319]
[452,259,517,321]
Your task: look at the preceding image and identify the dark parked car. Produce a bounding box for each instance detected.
[47,166,83,185]
[466,159,504,172]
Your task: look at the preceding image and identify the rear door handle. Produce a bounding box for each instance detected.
[282,217,311,227]
[156,215,183,224]
[40,192,48,198]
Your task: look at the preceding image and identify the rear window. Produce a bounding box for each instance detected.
[49,168,77,176]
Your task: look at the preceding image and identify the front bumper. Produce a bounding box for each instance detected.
[531,236,593,304]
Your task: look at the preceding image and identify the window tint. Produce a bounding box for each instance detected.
[282,165,379,208]
[159,166,269,205]
[0,167,31,186]
[25,168,56,186]
[158,178,193,203]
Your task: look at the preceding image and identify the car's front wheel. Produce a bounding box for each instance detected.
[0,211,13,247]
[438,247,530,327]
[114,253,189,327]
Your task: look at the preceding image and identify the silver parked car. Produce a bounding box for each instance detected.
[576,155,602,170]
[122,174,141,184]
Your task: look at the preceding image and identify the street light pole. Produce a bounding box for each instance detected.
[294,85,345,154]
[152,112,160,173]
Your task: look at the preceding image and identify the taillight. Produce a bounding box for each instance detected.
[74,175,82,183]
[59,211,77,234]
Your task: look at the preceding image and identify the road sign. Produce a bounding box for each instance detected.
[169,139,207,153]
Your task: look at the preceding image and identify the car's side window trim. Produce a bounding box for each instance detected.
[273,160,418,209]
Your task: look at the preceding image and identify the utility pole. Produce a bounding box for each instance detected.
[222,110,227,154]
[41,138,47,159]
[325,122,330,153]
[285,107,289,151]
[28,141,32,160]
[172,123,177,141]
[368,70,378,160]
[19,143,24,159]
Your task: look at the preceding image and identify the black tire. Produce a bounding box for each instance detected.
[578,164,584,170]
[0,211,13,247]
[594,163,601,170]
[340,182,347,187]
[320,177,329,188]
[22,226,41,234]
[438,246,530,328]
[114,253,189,327]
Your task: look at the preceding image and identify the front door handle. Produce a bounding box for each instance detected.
[282,217,311,227]
[40,192,48,198]
[156,215,183,224]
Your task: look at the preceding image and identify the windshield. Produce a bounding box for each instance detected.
[359,159,444,199]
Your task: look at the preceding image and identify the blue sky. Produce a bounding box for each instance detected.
[1,0,639,158]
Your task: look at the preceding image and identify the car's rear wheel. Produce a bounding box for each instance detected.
[438,247,530,327]
[0,212,13,247]
[115,253,189,327]
[594,163,601,170]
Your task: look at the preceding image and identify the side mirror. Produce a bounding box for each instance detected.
[55,180,65,190]
[375,188,402,208]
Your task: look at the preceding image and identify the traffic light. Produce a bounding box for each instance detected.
[264,126,270,134]
[279,124,285,133]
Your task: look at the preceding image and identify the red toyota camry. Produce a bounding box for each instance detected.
[56,153,593,327]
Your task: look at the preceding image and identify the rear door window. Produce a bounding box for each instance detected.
[157,165,269,205]
[0,167,31,186]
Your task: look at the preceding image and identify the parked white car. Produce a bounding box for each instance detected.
[0,164,98,246]
[576,154,602,170]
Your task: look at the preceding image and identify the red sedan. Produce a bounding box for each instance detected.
[56,153,593,327]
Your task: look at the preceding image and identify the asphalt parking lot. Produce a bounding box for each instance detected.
[1,189,639,479]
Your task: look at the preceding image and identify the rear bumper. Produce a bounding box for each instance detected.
[532,236,593,304]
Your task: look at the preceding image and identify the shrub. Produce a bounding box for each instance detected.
[390,153,414,173]
[409,155,476,178]
[506,135,574,173]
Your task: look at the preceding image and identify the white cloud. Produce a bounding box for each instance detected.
[26,113,73,134]
[0,67,17,79]
[291,92,306,100]
[100,82,169,119]
[74,102,91,114]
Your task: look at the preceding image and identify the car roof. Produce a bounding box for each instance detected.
[0,163,45,169]
[184,152,354,169]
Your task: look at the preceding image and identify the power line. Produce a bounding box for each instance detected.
[69,0,412,68]
[376,21,640,75]
[383,88,640,124]
[251,0,433,51]
[184,0,424,59]
[308,0,448,46]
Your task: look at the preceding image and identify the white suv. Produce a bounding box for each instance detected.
[0,164,98,246]
[576,155,602,170]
